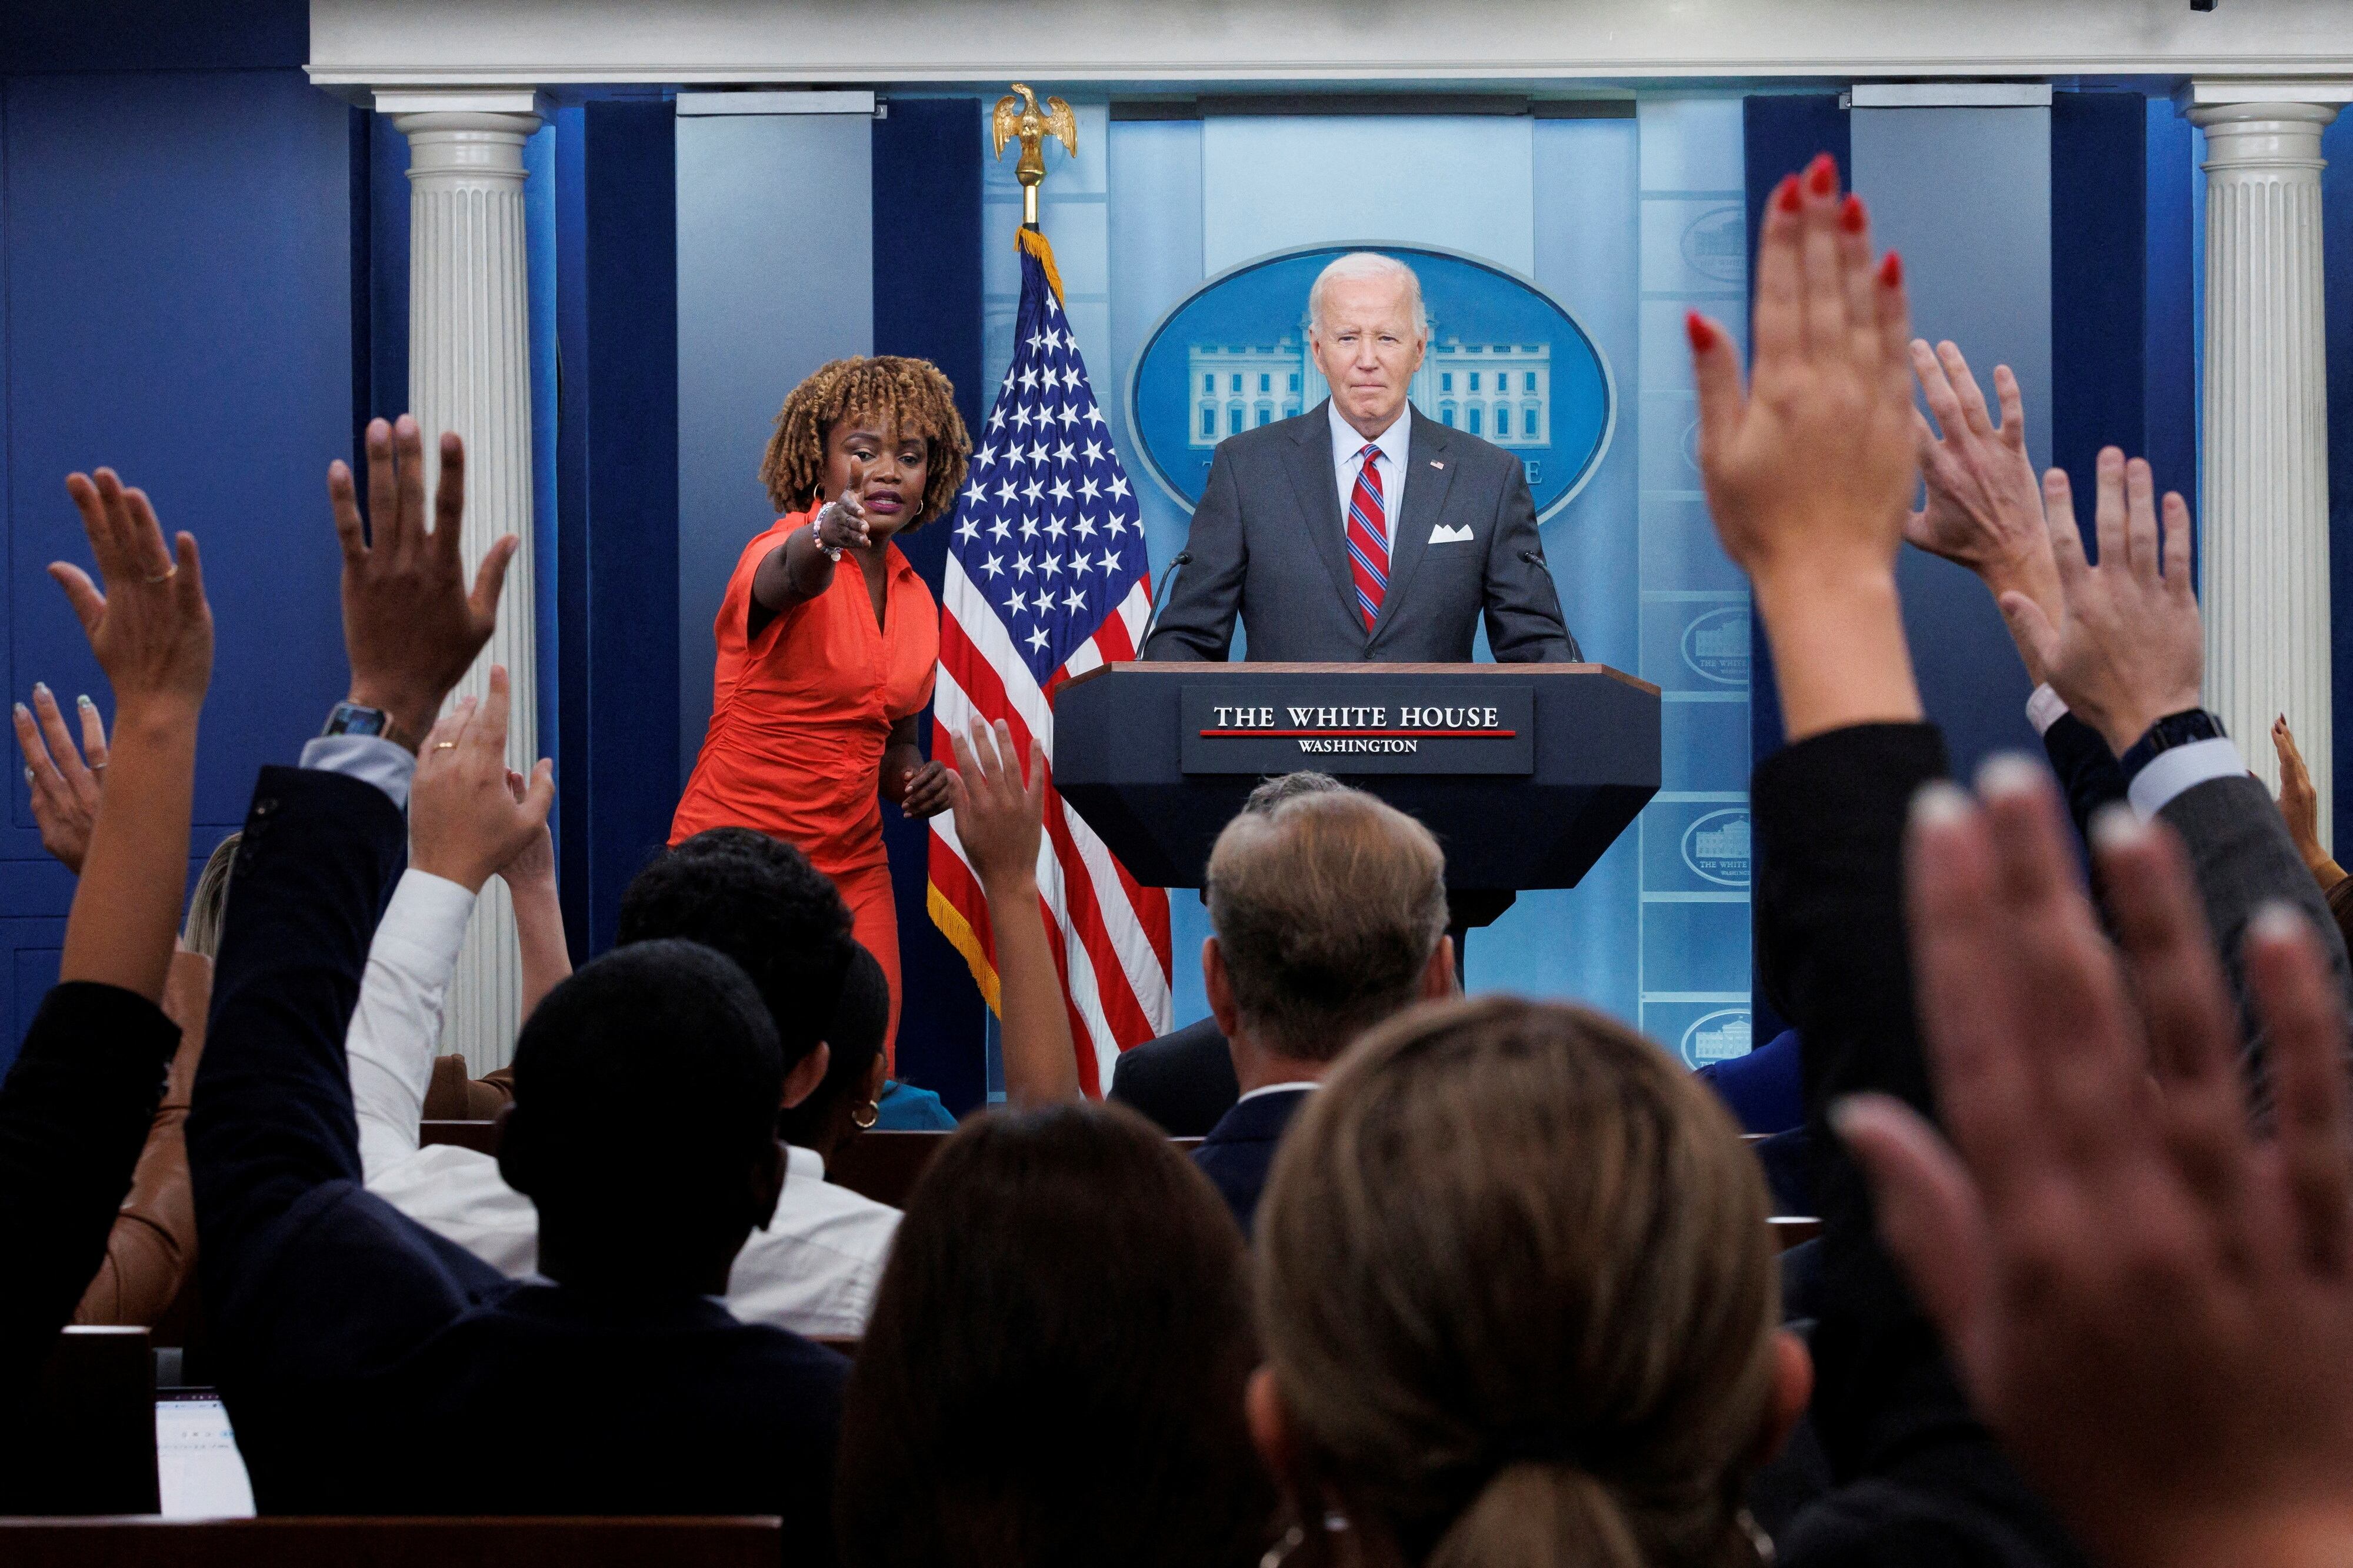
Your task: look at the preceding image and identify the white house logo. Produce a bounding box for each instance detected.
[1681,605,1749,686]
[1680,808,1751,887]
[1679,1008,1752,1069]
[1681,204,1748,285]
[1130,243,1615,523]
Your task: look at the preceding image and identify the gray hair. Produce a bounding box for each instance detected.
[1307,252,1429,339]
[1243,771,1343,817]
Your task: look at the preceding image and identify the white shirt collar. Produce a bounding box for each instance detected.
[786,1144,826,1179]
[1235,1079,1321,1106]
[1329,400,1411,474]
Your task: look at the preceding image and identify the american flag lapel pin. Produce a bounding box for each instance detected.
[1430,459,1445,469]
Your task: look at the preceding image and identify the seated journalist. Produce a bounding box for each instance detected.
[188,418,844,1526]
[1191,781,1455,1235]
[1140,251,1577,663]
[1105,771,1343,1135]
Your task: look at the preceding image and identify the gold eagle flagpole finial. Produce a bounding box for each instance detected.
[991,82,1077,230]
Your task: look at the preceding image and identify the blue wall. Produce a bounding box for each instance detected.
[1,13,354,1066]
[555,102,681,960]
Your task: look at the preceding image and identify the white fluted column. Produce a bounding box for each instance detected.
[381,89,546,1073]
[2187,85,2346,839]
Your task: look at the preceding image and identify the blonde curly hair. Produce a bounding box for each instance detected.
[758,355,972,527]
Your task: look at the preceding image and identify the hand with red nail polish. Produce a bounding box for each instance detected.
[1684,155,1922,740]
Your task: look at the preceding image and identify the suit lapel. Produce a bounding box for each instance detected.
[1279,401,1363,632]
[1371,409,1458,648]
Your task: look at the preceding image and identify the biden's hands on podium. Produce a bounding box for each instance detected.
[1842,763,2353,1568]
[1688,152,1921,742]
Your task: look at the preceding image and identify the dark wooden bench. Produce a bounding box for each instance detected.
[0,1516,782,1567]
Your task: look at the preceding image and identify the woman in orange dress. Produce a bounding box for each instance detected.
[672,356,972,1065]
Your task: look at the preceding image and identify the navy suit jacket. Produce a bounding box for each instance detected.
[1141,402,1575,663]
[188,766,846,1533]
[1107,1017,1238,1137]
[1191,1087,1312,1239]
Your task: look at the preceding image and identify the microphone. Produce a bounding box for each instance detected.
[1138,550,1192,658]
[1519,548,1584,661]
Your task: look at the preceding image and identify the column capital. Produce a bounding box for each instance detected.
[373,87,550,122]
[378,89,549,184]
[2178,78,2352,125]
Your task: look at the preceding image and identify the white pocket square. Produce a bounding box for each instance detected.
[1429,523,1475,545]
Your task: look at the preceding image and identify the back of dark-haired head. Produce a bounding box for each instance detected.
[836,1103,1273,1568]
[1257,995,1779,1568]
[616,828,854,1067]
[499,939,785,1287]
[777,942,889,1149]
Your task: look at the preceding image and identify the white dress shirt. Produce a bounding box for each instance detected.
[1328,401,1410,545]
[342,864,901,1339]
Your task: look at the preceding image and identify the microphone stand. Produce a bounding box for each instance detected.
[1136,549,1192,656]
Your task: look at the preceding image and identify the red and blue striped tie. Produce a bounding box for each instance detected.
[1345,443,1388,632]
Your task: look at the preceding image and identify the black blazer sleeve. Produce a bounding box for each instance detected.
[2039,712,2128,845]
[1139,443,1245,662]
[1479,458,1574,663]
[189,766,507,1392]
[1756,725,2087,1567]
[0,982,179,1382]
[2157,772,2353,1115]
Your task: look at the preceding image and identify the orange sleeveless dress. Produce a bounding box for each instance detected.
[671,513,940,1065]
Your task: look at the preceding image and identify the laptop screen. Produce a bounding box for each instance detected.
[155,1391,255,1519]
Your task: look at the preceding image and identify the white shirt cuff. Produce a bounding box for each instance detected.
[2127,736,2247,820]
[301,733,417,810]
[2024,684,2071,737]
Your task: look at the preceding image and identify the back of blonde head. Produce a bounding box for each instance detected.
[1257,995,1778,1568]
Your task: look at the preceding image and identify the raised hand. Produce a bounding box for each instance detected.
[408,665,554,895]
[945,717,1046,893]
[1904,342,2063,678]
[494,767,557,895]
[1687,153,1922,741]
[2001,449,2201,758]
[2274,716,2329,874]
[328,416,516,751]
[1689,155,1915,584]
[14,685,107,874]
[52,469,213,720]
[1841,761,2353,1568]
[49,469,213,1002]
[945,715,1076,1103]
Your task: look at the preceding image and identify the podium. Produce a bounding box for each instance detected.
[1053,662,1660,940]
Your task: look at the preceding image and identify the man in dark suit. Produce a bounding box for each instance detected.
[1105,1016,1235,1139]
[1142,252,1577,664]
[1109,770,1343,1137]
[187,419,845,1533]
[1190,784,1455,1236]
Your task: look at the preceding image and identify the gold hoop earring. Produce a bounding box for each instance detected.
[851,1099,880,1130]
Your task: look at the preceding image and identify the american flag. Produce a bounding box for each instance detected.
[927,230,1174,1095]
